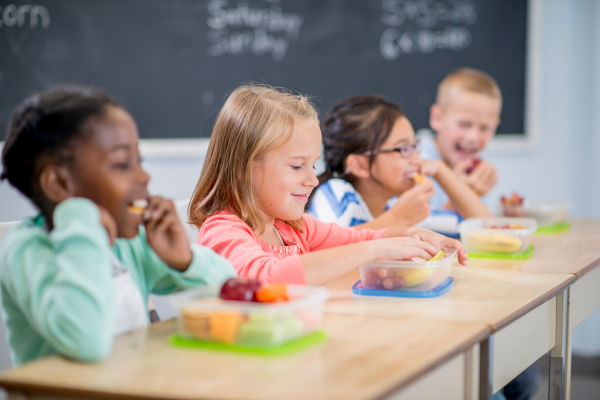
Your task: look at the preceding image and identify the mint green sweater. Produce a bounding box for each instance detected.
[0,198,236,367]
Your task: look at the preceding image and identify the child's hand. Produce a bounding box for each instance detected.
[454,159,497,196]
[406,227,468,266]
[374,237,438,262]
[97,204,117,246]
[389,180,434,226]
[144,196,193,271]
[420,159,443,177]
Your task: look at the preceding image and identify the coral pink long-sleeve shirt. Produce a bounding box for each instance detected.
[197,209,386,284]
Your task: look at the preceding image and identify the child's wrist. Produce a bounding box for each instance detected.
[168,249,193,272]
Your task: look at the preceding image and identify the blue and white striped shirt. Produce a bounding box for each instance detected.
[308,179,462,234]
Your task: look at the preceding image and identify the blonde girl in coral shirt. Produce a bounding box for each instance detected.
[189,84,467,285]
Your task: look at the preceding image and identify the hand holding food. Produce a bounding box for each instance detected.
[144,196,193,271]
[388,178,433,226]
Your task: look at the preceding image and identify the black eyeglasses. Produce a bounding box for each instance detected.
[360,141,421,159]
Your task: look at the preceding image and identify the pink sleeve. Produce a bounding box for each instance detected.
[302,214,387,251]
[197,217,307,284]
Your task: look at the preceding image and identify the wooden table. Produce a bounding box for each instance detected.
[325,266,574,399]
[0,315,489,400]
[462,219,600,400]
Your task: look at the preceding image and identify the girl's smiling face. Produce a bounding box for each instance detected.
[251,121,321,223]
[69,106,150,238]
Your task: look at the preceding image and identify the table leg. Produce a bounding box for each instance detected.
[549,289,568,400]
[479,335,494,400]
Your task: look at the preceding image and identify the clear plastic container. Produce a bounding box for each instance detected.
[169,284,328,347]
[358,248,457,292]
[501,200,571,227]
[458,218,538,254]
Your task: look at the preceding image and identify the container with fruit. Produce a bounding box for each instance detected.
[170,278,328,348]
[358,249,457,292]
[501,193,571,229]
[458,217,537,255]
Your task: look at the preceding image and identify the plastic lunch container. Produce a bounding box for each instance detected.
[502,200,571,227]
[358,248,457,292]
[169,284,329,347]
[458,218,538,254]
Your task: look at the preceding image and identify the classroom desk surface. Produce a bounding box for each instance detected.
[325,266,574,332]
[468,219,600,279]
[0,315,489,400]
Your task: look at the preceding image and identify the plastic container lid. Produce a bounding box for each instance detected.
[352,277,454,298]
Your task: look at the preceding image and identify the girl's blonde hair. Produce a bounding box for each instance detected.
[189,83,319,235]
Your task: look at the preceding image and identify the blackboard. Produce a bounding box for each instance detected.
[0,0,527,139]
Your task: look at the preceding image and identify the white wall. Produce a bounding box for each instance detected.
[0,0,599,222]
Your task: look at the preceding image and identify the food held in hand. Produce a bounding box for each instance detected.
[255,284,289,303]
[127,199,148,215]
[412,174,429,185]
[501,192,524,206]
[465,158,481,174]
[462,234,524,254]
[427,250,446,262]
[219,277,262,302]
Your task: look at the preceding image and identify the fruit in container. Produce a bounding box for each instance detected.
[427,250,445,262]
[219,277,262,302]
[400,267,435,287]
[463,234,523,254]
[491,224,527,230]
[501,192,524,206]
[209,312,244,343]
[237,313,304,346]
[255,284,289,303]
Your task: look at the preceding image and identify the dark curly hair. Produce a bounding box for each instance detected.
[1,84,119,215]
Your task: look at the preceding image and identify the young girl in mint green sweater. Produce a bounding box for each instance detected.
[0,85,236,367]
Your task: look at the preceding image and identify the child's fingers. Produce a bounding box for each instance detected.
[154,213,180,236]
[144,198,173,233]
[454,159,472,175]
[405,237,438,256]
[409,247,436,260]
[441,237,468,266]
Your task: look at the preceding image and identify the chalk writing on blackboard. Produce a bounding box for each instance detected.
[379,0,476,60]
[206,0,303,62]
[0,4,50,29]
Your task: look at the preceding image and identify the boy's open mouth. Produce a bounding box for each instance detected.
[455,143,479,156]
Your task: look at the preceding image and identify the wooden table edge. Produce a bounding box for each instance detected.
[375,323,491,398]
[574,258,600,280]
[0,380,178,400]
[491,274,575,332]
[0,321,491,400]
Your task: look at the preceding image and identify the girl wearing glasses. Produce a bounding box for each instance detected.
[308,95,491,233]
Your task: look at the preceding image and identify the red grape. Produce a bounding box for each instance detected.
[382,277,395,290]
[376,267,389,279]
[393,276,406,289]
